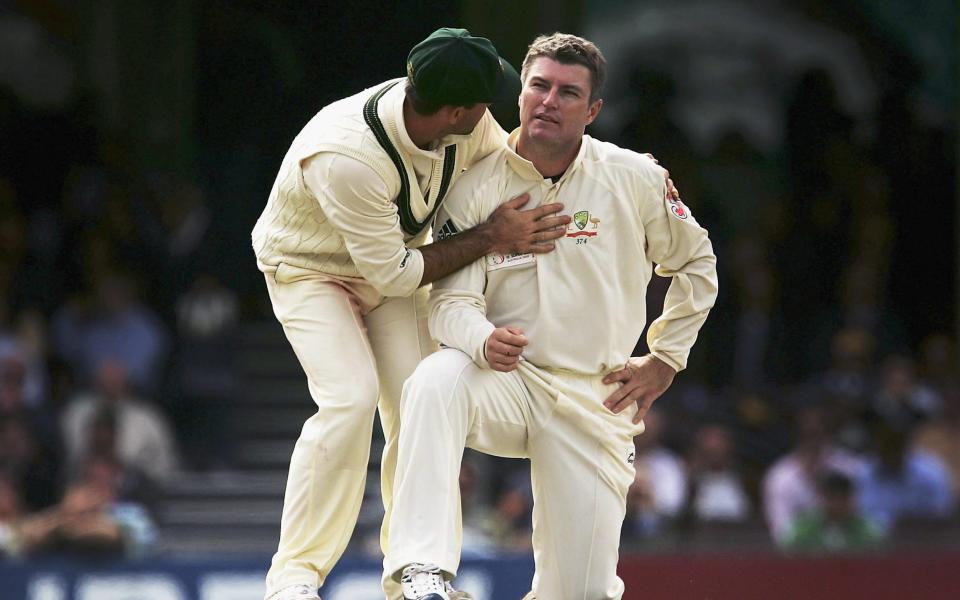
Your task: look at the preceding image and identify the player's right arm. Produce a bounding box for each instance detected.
[305,152,567,297]
[427,172,520,370]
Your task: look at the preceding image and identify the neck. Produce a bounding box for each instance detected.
[402,99,444,150]
[516,132,580,178]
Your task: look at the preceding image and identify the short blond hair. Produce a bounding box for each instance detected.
[520,33,606,103]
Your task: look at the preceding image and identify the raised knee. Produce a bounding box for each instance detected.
[401,349,472,413]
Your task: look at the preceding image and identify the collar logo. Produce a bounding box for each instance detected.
[566,210,599,237]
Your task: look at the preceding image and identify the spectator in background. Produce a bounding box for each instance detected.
[0,358,60,511]
[763,405,865,545]
[859,420,954,534]
[783,471,883,554]
[0,471,25,557]
[0,453,157,560]
[479,469,533,553]
[727,240,786,389]
[0,303,49,414]
[457,459,495,558]
[168,273,239,469]
[730,387,791,499]
[61,358,178,484]
[687,423,751,522]
[870,354,941,430]
[803,327,878,452]
[50,269,168,396]
[623,408,687,539]
[917,333,960,397]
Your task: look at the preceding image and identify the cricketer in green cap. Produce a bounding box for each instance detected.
[407,27,521,108]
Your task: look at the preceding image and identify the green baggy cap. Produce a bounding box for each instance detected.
[407,27,521,107]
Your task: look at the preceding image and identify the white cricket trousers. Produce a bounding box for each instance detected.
[386,348,644,600]
[263,268,434,600]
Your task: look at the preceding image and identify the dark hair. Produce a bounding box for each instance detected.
[521,33,606,103]
[404,81,477,116]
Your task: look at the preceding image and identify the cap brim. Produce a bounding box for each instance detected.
[494,57,522,104]
[489,58,522,130]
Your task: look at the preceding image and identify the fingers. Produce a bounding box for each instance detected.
[603,367,630,385]
[485,327,526,371]
[633,398,653,424]
[667,177,681,201]
[527,242,557,254]
[531,215,570,232]
[490,359,519,373]
[606,391,636,415]
[531,202,569,220]
[486,349,520,371]
[603,381,631,410]
[491,328,527,348]
[502,193,531,210]
[536,227,567,242]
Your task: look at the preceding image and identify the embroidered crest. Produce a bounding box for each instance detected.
[566,210,599,238]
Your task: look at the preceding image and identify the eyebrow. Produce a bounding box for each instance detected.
[528,75,585,94]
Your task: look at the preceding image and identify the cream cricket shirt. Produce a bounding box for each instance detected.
[252,79,507,299]
[430,130,718,374]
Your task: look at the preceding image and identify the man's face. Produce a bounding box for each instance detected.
[519,57,601,151]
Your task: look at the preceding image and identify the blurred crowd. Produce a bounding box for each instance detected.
[1,0,957,563]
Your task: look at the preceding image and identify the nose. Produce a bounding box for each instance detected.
[541,86,559,108]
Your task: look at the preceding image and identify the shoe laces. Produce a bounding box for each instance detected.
[401,563,448,597]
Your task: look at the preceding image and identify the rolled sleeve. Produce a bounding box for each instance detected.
[303,152,423,297]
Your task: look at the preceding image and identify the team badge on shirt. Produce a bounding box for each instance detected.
[566,210,600,238]
[667,190,689,220]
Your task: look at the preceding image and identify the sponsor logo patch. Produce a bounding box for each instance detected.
[486,252,535,271]
[436,218,460,241]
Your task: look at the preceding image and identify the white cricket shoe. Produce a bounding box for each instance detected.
[401,563,468,600]
[266,584,320,600]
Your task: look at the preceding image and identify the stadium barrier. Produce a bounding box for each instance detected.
[1,551,958,599]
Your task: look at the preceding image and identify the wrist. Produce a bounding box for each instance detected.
[471,221,495,254]
[646,352,679,373]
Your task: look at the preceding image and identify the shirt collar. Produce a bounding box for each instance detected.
[505,128,589,183]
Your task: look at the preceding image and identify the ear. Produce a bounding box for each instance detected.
[446,105,466,125]
[585,98,603,126]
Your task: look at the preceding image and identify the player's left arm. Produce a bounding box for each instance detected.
[604,162,718,423]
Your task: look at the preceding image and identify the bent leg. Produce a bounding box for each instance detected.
[385,348,531,581]
[264,275,381,597]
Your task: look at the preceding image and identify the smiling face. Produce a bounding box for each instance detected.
[518,56,602,156]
